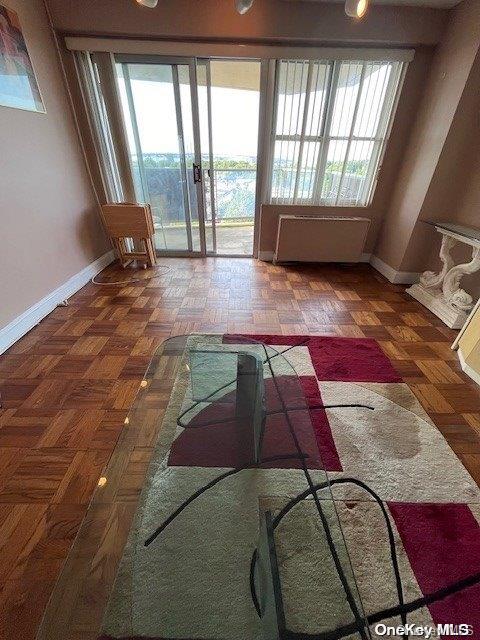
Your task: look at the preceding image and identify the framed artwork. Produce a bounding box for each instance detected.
[0,4,45,112]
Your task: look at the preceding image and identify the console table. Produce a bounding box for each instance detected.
[407,221,480,329]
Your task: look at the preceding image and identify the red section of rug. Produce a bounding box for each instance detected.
[300,375,342,471]
[388,502,480,635]
[224,334,402,383]
[168,376,330,469]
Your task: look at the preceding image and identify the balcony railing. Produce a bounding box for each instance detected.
[204,168,256,224]
[270,168,366,205]
[139,166,256,226]
[135,163,368,227]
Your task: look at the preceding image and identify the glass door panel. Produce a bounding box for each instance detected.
[178,65,202,252]
[196,61,215,254]
[115,60,202,254]
[198,59,261,256]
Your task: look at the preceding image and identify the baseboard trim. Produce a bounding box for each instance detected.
[369,255,420,285]
[258,251,275,262]
[258,251,372,263]
[458,350,480,386]
[0,250,115,355]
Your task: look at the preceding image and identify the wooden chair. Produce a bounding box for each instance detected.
[101,203,157,268]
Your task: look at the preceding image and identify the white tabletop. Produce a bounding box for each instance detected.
[427,221,480,249]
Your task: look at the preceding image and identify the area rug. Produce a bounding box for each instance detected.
[100,334,480,640]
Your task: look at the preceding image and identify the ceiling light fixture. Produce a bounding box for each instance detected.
[235,0,254,14]
[135,0,158,7]
[345,0,369,18]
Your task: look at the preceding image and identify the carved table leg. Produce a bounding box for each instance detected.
[407,234,480,329]
[420,235,457,289]
[443,246,480,312]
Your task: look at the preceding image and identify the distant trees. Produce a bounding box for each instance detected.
[326,160,368,176]
[136,153,367,220]
[138,153,368,176]
[139,153,257,170]
[214,158,256,170]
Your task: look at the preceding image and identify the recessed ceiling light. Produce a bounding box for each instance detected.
[135,0,158,7]
[235,0,254,14]
[345,0,369,18]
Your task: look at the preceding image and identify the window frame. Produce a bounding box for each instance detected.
[268,57,407,208]
[75,52,124,202]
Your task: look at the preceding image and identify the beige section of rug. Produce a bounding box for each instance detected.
[272,498,435,640]
[321,381,480,504]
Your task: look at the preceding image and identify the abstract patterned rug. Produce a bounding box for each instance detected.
[100,335,480,640]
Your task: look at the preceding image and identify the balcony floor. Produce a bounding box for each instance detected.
[155,223,254,255]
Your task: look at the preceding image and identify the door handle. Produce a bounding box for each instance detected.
[193,163,202,184]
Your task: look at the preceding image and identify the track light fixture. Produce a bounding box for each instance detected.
[345,0,369,18]
[235,0,254,14]
[135,0,158,7]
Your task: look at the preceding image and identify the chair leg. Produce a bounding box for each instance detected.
[113,238,124,266]
[146,238,156,267]
[119,238,129,268]
[119,238,134,268]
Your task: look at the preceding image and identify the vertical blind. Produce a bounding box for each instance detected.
[269,58,405,207]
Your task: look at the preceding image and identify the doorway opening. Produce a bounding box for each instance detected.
[198,59,261,256]
[114,56,261,257]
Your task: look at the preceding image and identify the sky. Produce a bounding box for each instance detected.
[117,62,391,167]
[118,79,261,158]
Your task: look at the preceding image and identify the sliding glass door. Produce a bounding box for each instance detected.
[78,52,263,257]
[197,59,261,256]
[115,57,205,254]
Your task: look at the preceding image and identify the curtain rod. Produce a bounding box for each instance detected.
[64,36,415,62]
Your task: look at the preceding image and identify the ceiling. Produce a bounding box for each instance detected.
[285,0,462,7]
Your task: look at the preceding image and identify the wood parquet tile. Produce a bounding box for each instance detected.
[0,257,479,640]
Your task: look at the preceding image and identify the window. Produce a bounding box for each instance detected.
[269,58,405,207]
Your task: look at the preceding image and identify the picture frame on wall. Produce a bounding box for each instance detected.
[0,3,45,113]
